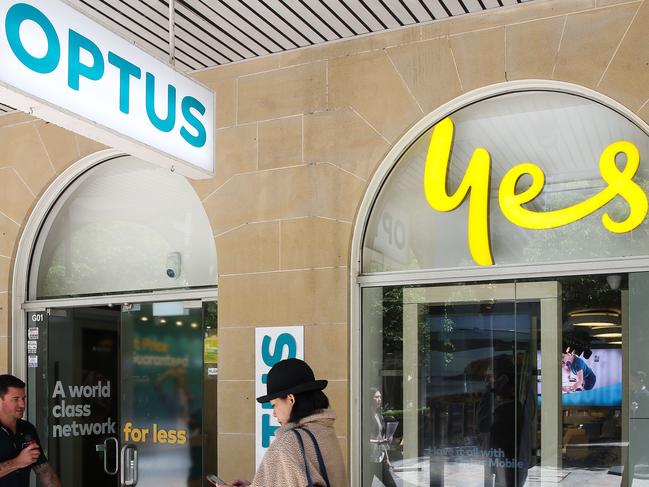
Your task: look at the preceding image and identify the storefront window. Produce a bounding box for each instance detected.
[30,156,217,298]
[359,88,649,486]
[362,91,649,272]
[362,275,634,486]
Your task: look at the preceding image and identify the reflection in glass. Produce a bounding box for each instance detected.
[362,276,626,486]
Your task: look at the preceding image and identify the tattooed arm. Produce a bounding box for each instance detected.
[0,443,41,477]
[0,458,19,477]
[33,462,61,487]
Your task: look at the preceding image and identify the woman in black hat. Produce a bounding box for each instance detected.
[216,358,348,487]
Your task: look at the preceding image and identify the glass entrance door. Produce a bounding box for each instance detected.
[120,301,204,487]
[29,300,207,487]
[362,281,562,486]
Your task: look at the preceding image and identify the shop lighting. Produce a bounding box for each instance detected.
[567,309,620,328]
[573,322,620,328]
[608,341,623,345]
[176,321,183,326]
[159,318,166,324]
[140,316,148,322]
[593,332,623,338]
[190,323,198,328]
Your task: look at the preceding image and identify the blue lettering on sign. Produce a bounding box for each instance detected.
[145,72,176,132]
[259,332,298,446]
[107,52,141,114]
[6,3,60,74]
[3,2,208,148]
[261,334,297,367]
[180,96,207,148]
[68,30,104,90]
[261,414,280,448]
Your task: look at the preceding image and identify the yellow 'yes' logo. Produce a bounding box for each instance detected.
[424,117,648,266]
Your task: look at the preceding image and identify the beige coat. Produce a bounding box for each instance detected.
[251,409,348,487]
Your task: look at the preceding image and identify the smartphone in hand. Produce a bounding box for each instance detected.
[206,474,227,486]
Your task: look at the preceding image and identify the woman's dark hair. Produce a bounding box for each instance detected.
[288,389,329,423]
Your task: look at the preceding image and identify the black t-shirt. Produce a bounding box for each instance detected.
[0,419,47,487]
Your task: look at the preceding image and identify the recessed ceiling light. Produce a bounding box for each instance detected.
[593,332,622,338]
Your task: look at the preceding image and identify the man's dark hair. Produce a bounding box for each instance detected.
[288,390,329,424]
[0,375,25,398]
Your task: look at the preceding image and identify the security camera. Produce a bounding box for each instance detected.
[166,252,181,279]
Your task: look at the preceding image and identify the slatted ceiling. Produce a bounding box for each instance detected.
[270,1,333,42]
[185,2,270,57]
[199,1,281,55]
[294,1,353,38]
[424,1,453,20]
[139,0,237,65]
[172,2,251,61]
[233,0,303,50]
[246,0,315,47]
[360,0,403,29]
[171,3,247,62]
[324,0,370,34]
[76,0,197,70]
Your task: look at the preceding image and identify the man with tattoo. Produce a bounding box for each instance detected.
[0,375,60,487]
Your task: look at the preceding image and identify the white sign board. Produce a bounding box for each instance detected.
[0,0,215,179]
[255,326,304,467]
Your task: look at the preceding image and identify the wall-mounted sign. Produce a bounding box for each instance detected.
[424,117,647,266]
[255,326,304,467]
[0,0,215,179]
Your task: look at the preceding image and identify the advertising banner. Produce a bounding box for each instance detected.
[255,326,304,467]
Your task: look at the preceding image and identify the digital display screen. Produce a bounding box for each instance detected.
[538,349,622,407]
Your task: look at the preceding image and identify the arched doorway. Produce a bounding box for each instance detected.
[13,151,218,487]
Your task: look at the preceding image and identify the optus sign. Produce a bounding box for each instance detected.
[255,326,303,467]
[0,0,215,178]
[424,117,647,266]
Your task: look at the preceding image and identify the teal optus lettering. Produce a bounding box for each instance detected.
[108,52,141,114]
[146,72,176,132]
[5,3,60,74]
[68,30,104,90]
[180,96,207,148]
[261,414,280,448]
[261,334,297,367]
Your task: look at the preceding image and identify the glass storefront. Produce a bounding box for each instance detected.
[27,300,216,487]
[358,87,649,486]
[362,275,637,486]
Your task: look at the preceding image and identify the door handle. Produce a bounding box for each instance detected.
[120,443,138,486]
[95,437,118,475]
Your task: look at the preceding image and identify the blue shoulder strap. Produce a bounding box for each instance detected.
[300,428,331,487]
[292,429,314,487]
[292,428,332,487]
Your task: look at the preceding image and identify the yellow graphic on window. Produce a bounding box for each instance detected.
[424,117,648,266]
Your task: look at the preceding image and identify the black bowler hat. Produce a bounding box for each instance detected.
[256,358,328,403]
